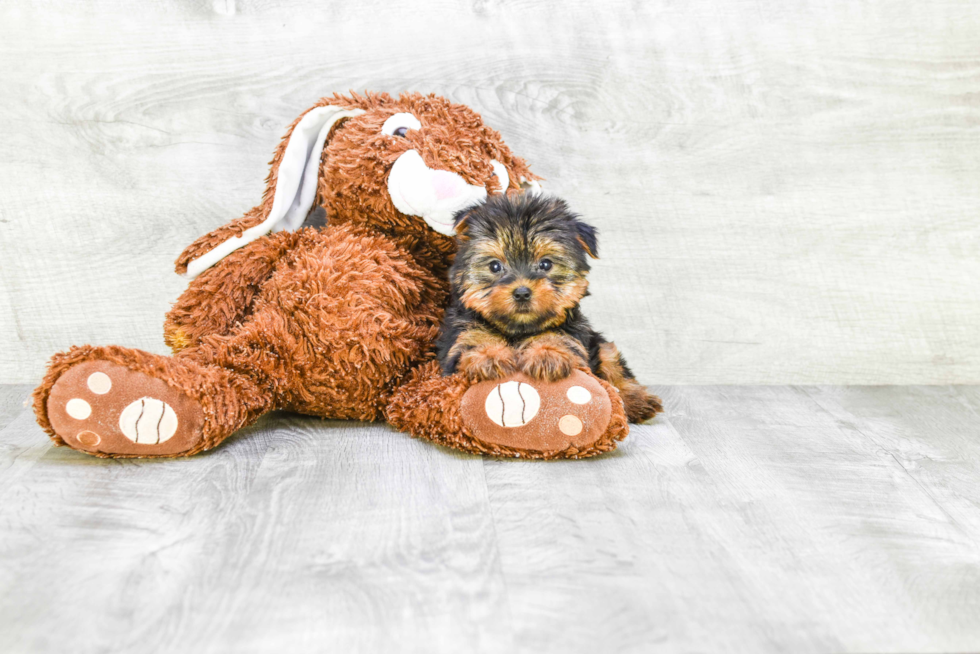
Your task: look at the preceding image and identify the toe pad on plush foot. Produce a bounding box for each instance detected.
[46,361,205,457]
[460,369,612,455]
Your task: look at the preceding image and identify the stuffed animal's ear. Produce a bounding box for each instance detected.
[576,221,599,259]
[519,176,543,194]
[267,105,366,233]
[183,104,365,280]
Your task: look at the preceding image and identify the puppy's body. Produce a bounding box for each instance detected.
[437,194,661,423]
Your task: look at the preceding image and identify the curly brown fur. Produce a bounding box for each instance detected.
[165,227,302,351]
[157,92,541,425]
[166,92,540,351]
[436,194,662,423]
[37,92,547,458]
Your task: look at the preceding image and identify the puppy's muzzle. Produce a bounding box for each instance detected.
[512,286,532,302]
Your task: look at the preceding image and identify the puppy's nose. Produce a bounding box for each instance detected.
[513,286,532,302]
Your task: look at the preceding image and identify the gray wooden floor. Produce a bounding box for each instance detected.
[2,384,979,653]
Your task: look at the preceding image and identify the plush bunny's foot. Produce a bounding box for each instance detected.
[34,345,271,458]
[386,362,630,459]
[460,370,613,453]
[44,360,206,457]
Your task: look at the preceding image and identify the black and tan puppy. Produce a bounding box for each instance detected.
[436,193,661,423]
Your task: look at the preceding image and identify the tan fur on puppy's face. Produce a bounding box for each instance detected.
[457,230,589,337]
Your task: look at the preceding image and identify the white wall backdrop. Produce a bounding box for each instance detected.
[1,0,978,384]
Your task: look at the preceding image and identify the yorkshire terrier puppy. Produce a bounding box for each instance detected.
[436,193,662,423]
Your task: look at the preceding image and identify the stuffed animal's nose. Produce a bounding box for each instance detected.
[513,286,532,302]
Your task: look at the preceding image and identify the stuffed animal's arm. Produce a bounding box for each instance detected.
[164,214,300,352]
[174,208,267,275]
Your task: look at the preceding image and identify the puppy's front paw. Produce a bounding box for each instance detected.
[458,344,518,382]
[518,340,583,382]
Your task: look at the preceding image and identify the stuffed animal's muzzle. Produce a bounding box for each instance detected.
[387,150,495,236]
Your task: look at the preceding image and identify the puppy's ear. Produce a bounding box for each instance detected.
[575,221,599,259]
[453,209,473,239]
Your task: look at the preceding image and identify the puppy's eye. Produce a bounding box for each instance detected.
[393,126,408,138]
[489,260,502,274]
[538,259,553,272]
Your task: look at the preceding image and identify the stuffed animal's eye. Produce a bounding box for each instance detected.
[489,260,502,274]
[381,112,422,137]
[538,259,553,272]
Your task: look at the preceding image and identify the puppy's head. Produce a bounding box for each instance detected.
[451,194,598,336]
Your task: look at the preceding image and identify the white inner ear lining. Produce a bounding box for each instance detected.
[183,106,366,280]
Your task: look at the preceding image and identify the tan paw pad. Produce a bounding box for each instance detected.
[558,414,583,436]
[119,398,179,444]
[86,372,112,394]
[76,430,101,447]
[65,398,92,420]
[566,386,591,404]
[484,381,540,427]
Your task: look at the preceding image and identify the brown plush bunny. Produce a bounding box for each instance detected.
[33,92,634,460]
